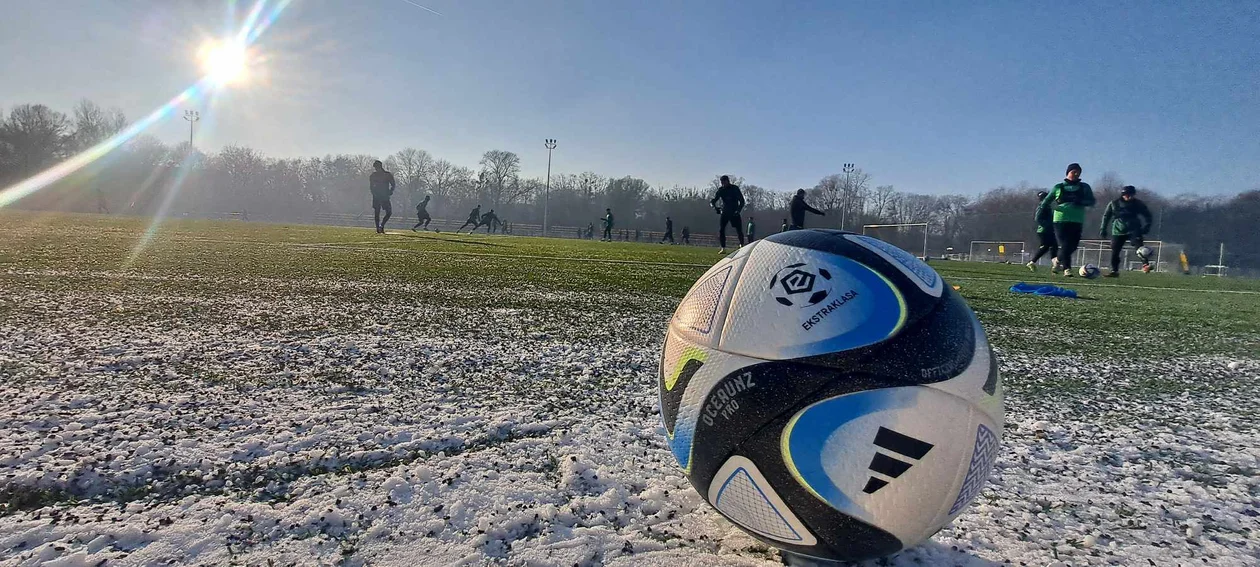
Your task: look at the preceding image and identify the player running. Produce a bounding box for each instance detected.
[681,226,691,245]
[661,216,675,244]
[710,175,746,253]
[480,209,500,233]
[1026,190,1059,271]
[601,209,614,241]
[411,195,432,231]
[369,160,396,233]
[1100,185,1153,277]
[789,189,824,229]
[1037,163,1096,276]
[747,217,757,242]
[457,205,482,233]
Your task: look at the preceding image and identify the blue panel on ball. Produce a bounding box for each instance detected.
[782,389,919,517]
[670,415,697,470]
[759,255,907,360]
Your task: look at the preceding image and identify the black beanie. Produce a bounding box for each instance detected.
[1121,185,1136,195]
[1066,163,1082,175]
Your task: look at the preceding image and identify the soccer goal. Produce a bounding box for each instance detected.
[968,241,1027,264]
[862,223,929,258]
[1073,239,1164,272]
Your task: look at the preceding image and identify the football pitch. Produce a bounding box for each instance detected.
[1,212,1257,566]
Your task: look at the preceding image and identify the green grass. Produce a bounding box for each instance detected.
[2,211,1258,360]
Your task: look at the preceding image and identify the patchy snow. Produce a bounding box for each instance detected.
[1,269,1257,566]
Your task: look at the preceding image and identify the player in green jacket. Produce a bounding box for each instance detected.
[601,209,614,241]
[1036,163,1096,276]
[1026,190,1059,271]
[1100,185,1153,277]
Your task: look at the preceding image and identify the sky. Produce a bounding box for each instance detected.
[1,0,1257,196]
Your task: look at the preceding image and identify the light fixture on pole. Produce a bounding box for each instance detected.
[841,162,855,231]
[183,110,201,149]
[544,138,557,237]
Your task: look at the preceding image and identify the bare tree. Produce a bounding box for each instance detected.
[708,174,746,191]
[868,185,897,221]
[576,172,605,203]
[813,174,844,211]
[478,150,522,208]
[387,147,433,194]
[0,104,70,176]
[428,159,469,205]
[742,184,773,212]
[70,99,127,151]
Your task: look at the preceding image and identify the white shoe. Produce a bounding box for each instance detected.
[1025,261,1036,272]
[718,248,727,254]
[1051,258,1061,270]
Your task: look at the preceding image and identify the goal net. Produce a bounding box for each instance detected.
[968,241,1027,264]
[862,223,928,258]
[1073,239,1165,272]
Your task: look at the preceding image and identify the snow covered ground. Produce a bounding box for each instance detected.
[1,233,1258,566]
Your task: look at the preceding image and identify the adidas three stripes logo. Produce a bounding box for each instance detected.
[862,427,934,494]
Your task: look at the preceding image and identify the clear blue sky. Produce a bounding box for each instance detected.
[2,1,1256,196]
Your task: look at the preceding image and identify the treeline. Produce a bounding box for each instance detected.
[2,99,1258,271]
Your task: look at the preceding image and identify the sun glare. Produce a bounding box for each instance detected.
[198,39,250,86]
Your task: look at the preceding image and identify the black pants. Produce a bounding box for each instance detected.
[458,218,478,232]
[602,226,612,240]
[1054,222,1083,270]
[1110,234,1145,272]
[719,212,745,248]
[661,230,674,243]
[373,196,392,229]
[413,212,431,229]
[1030,229,1058,263]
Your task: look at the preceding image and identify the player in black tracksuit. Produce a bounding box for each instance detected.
[480,209,500,233]
[412,195,432,231]
[369,160,396,233]
[789,189,824,230]
[709,175,746,253]
[661,216,675,244]
[457,205,482,233]
[1026,190,1058,270]
[1100,185,1153,277]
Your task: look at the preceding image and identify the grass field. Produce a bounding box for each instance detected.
[1,212,1257,566]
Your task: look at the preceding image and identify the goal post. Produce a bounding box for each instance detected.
[1073,239,1164,272]
[862,223,929,258]
[968,240,1027,264]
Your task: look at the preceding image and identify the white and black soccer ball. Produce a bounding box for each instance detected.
[1079,264,1101,279]
[659,229,1003,563]
[1136,246,1153,261]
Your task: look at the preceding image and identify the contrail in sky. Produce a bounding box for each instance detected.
[399,0,443,16]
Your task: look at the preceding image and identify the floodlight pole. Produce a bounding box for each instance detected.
[183,110,200,149]
[841,162,855,231]
[544,139,557,237]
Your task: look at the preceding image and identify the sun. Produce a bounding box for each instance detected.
[198,38,250,86]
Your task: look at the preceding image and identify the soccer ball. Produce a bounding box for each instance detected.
[1079,264,1101,279]
[658,230,1003,563]
[1136,246,1153,261]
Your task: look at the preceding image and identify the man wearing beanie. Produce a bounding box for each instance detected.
[1026,189,1059,271]
[1036,163,1096,276]
[1100,185,1153,277]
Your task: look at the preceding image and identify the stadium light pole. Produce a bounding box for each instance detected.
[544,139,557,237]
[183,110,200,149]
[841,162,855,231]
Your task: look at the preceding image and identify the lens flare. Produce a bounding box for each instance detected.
[199,39,250,86]
[0,0,295,254]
